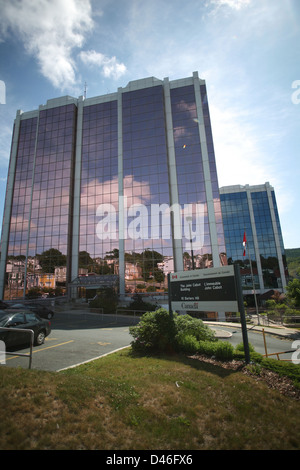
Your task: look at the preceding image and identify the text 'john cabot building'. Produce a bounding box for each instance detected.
[0,72,228,301]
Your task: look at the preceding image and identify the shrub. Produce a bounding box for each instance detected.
[129,310,234,361]
[175,333,200,354]
[214,341,234,360]
[233,350,263,363]
[235,342,256,354]
[197,340,234,360]
[174,314,217,343]
[197,340,217,357]
[130,310,219,354]
[129,308,177,353]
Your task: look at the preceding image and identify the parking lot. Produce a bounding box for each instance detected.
[1,310,140,372]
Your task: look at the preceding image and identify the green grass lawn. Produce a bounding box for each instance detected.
[0,348,299,450]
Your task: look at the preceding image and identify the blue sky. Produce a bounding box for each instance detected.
[0,0,299,249]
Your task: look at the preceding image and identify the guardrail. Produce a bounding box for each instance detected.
[0,327,34,369]
[116,309,149,318]
[262,350,296,361]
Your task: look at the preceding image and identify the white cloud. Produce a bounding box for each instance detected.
[79,50,127,80]
[0,0,94,90]
[209,0,251,11]
[209,103,274,188]
[0,111,14,167]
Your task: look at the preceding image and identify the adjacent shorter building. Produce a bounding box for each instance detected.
[220,182,289,300]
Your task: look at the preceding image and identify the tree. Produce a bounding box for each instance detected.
[286,278,300,307]
[38,249,66,273]
[140,249,164,281]
[78,251,93,268]
[153,268,164,284]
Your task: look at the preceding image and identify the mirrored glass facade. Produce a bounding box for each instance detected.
[79,100,119,275]
[122,85,173,293]
[0,73,226,300]
[220,183,288,295]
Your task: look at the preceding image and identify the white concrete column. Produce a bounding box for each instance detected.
[193,73,220,267]
[117,88,125,298]
[0,112,22,299]
[163,77,184,273]
[70,97,84,298]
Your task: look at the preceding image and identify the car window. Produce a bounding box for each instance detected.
[0,315,10,327]
[25,313,38,322]
[7,313,25,325]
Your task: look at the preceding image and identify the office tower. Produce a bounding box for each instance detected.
[220,183,288,297]
[0,72,226,300]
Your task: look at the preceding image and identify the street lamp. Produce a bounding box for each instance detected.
[186,216,195,270]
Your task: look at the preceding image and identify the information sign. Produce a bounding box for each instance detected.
[169,266,238,312]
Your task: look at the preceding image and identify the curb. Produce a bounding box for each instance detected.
[204,321,300,340]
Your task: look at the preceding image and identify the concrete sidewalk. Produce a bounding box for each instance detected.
[204,321,300,340]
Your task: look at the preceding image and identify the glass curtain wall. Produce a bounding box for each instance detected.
[122,85,172,294]
[170,84,226,269]
[27,104,77,294]
[251,191,287,289]
[4,104,77,299]
[5,117,37,299]
[271,191,289,285]
[79,101,119,278]
[200,84,226,262]
[220,191,258,290]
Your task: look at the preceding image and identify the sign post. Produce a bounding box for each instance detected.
[233,263,250,364]
[168,265,251,364]
[167,273,173,319]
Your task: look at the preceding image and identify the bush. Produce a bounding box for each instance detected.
[214,341,234,360]
[174,314,217,343]
[130,310,258,363]
[129,308,177,353]
[130,310,219,355]
[175,333,200,354]
[197,340,217,357]
[197,340,234,361]
[235,342,256,354]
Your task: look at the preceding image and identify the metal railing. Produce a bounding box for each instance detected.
[0,327,34,369]
[262,350,296,361]
[116,309,148,318]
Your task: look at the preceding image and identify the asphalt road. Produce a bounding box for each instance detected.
[1,311,140,372]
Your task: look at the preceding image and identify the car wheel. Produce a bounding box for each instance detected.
[47,313,53,319]
[35,330,46,345]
